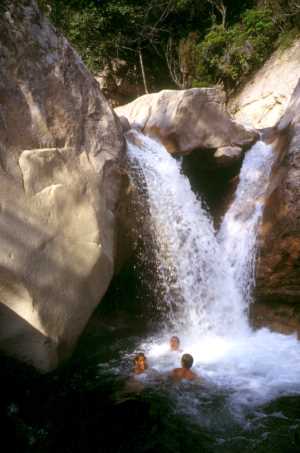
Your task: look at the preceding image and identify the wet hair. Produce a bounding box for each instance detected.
[170,336,180,344]
[133,352,147,365]
[181,353,194,369]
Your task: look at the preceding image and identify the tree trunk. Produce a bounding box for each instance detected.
[220,4,226,28]
[208,0,227,28]
[216,2,227,28]
[138,48,149,94]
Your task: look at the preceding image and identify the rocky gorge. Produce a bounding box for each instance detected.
[116,40,300,339]
[0,0,300,373]
[0,0,258,371]
[2,2,300,453]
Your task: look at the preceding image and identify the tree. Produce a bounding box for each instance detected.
[257,1,300,28]
[207,0,227,28]
[38,0,297,99]
[120,0,175,93]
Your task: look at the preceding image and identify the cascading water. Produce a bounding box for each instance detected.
[127,131,247,336]
[125,130,300,417]
[218,141,276,309]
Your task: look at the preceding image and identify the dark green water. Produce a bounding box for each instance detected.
[1,307,300,453]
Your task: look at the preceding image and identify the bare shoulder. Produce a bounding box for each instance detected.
[170,368,182,380]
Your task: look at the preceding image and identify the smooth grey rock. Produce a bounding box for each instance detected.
[0,0,124,371]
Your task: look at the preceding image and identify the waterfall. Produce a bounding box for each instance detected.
[124,130,300,411]
[218,140,275,309]
[127,131,248,336]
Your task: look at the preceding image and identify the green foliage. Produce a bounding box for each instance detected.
[43,0,176,76]
[37,0,300,96]
[57,6,102,71]
[277,27,300,51]
[193,7,280,90]
[46,1,141,72]
[0,0,9,14]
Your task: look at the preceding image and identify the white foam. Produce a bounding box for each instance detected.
[126,131,300,412]
[218,140,275,307]
[127,131,247,336]
[137,329,300,412]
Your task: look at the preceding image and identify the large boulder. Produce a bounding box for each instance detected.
[254,78,300,334]
[228,39,300,129]
[0,0,124,371]
[115,88,258,162]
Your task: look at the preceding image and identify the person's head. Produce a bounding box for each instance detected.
[170,336,180,351]
[181,353,194,370]
[133,353,148,373]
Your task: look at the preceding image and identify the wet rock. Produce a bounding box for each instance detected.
[0,0,124,371]
[255,78,300,319]
[214,146,243,167]
[250,302,300,338]
[119,115,131,133]
[115,88,258,163]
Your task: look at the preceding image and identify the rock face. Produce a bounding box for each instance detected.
[255,78,300,334]
[0,0,124,371]
[228,39,300,128]
[115,88,258,162]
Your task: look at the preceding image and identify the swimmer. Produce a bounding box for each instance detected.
[133,352,148,375]
[170,335,182,352]
[170,353,198,382]
[122,353,151,395]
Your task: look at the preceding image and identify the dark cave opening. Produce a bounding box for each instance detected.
[181,149,242,229]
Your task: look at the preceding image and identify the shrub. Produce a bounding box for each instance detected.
[193,7,280,91]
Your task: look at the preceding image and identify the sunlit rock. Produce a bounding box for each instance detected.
[0,0,124,371]
[115,88,258,163]
[214,146,243,167]
[229,39,300,129]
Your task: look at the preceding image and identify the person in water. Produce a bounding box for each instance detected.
[133,352,148,375]
[119,353,149,398]
[170,353,198,381]
[170,335,181,352]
